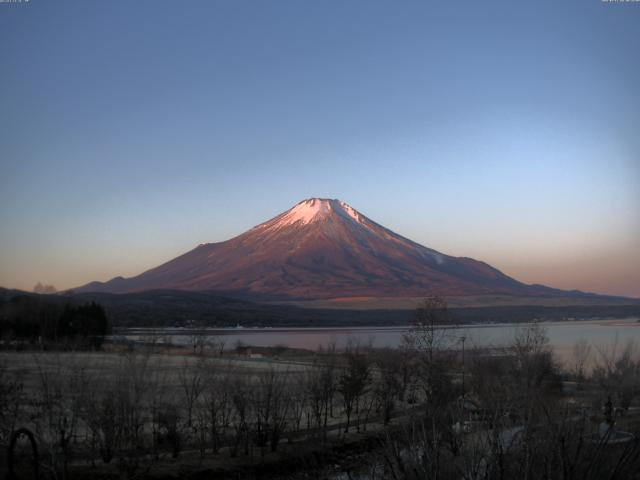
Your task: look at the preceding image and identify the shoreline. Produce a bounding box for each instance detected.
[116,316,640,336]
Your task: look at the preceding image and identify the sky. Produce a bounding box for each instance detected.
[1,0,639,297]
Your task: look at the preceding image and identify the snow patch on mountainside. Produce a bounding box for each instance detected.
[338,200,364,224]
[277,198,331,226]
[264,198,368,229]
[250,198,447,267]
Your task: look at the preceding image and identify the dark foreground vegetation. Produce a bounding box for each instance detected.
[1,297,640,479]
[0,294,110,348]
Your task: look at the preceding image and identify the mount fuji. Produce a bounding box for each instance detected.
[77,198,585,300]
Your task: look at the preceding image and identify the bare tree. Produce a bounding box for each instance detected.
[178,358,205,429]
[373,349,404,425]
[404,297,458,410]
[207,335,226,356]
[510,323,561,419]
[571,337,592,383]
[31,353,89,480]
[404,296,454,363]
[381,415,457,480]
[107,352,161,478]
[286,371,309,441]
[0,358,23,448]
[188,334,207,355]
[83,387,119,464]
[252,367,289,454]
[338,341,371,433]
[201,365,234,454]
[307,350,337,441]
[592,339,639,414]
[155,402,182,458]
[230,374,251,457]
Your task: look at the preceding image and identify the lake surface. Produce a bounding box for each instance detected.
[123,317,640,364]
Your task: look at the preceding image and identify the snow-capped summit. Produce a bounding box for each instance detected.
[76,198,556,299]
[258,198,367,230]
[263,198,339,227]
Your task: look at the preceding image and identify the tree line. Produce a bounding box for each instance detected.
[0,295,110,348]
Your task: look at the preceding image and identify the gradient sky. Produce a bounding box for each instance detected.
[1,0,639,297]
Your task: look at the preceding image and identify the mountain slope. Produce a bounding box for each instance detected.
[77,198,584,299]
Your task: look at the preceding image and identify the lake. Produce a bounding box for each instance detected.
[122,317,640,364]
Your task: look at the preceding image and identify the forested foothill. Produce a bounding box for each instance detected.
[2,287,638,330]
[80,289,640,328]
